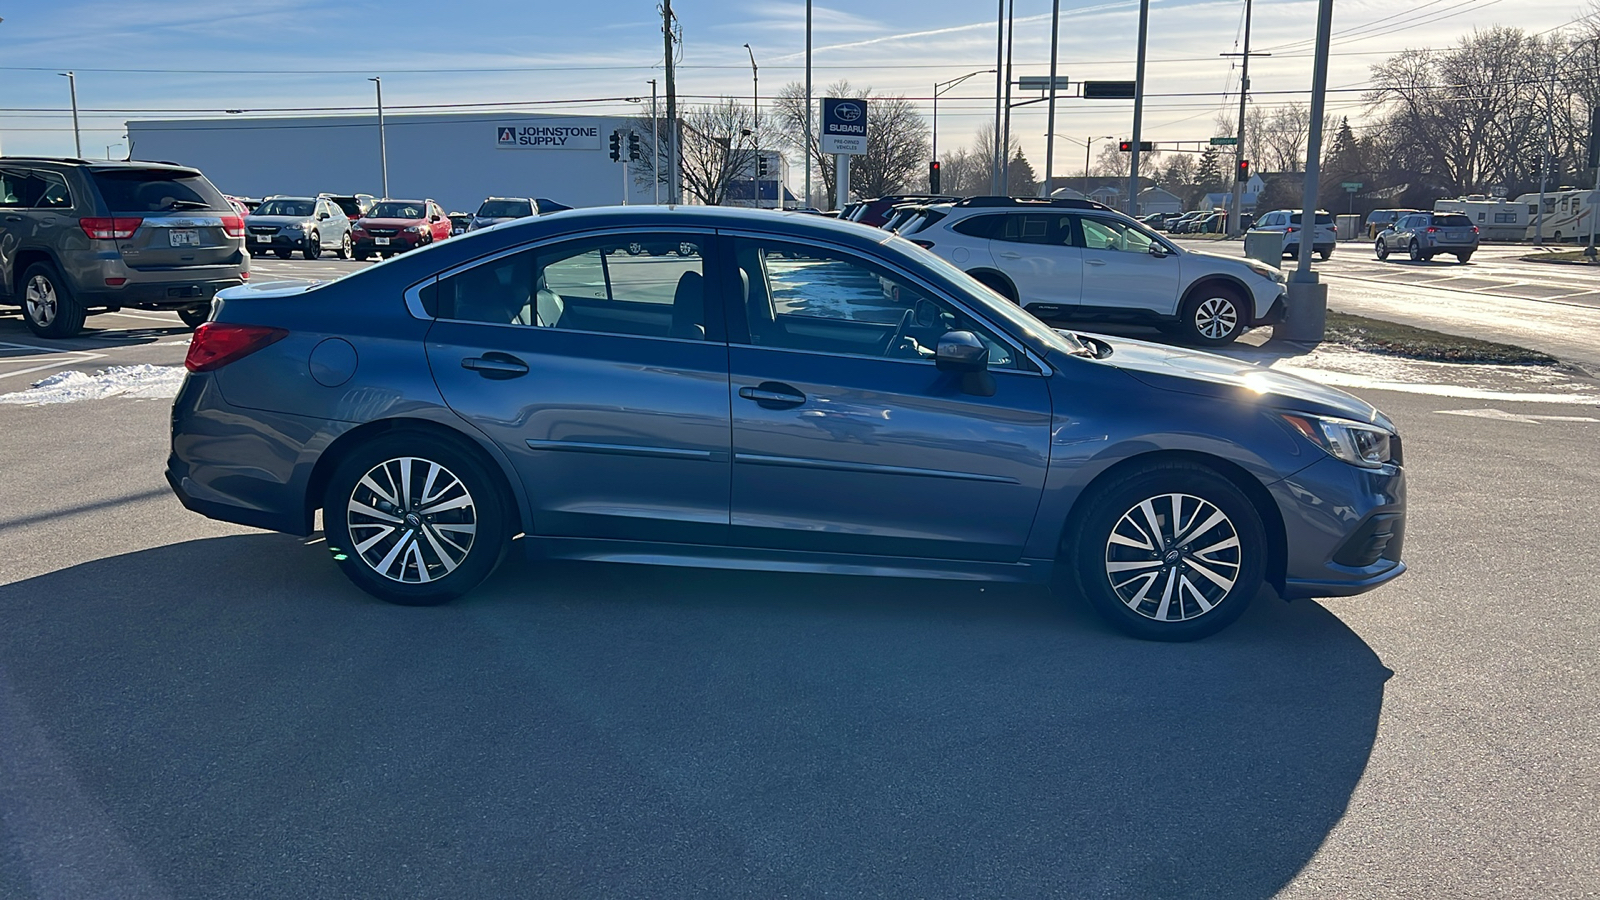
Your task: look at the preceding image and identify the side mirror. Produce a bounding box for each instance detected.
[1149,243,1171,258]
[935,330,988,373]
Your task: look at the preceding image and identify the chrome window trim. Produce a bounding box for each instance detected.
[714,227,1052,376]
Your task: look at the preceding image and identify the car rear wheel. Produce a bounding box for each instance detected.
[177,305,210,329]
[1180,287,1247,345]
[303,233,321,260]
[20,262,85,339]
[322,433,510,606]
[970,271,1018,304]
[1374,239,1389,260]
[1456,252,1473,264]
[1317,248,1331,261]
[337,232,352,260]
[1408,240,1423,262]
[1061,461,1266,642]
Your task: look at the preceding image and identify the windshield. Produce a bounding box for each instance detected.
[254,199,315,217]
[92,169,227,212]
[881,234,1093,359]
[369,201,426,219]
[477,199,534,219]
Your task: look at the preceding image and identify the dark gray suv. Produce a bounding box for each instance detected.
[0,157,248,337]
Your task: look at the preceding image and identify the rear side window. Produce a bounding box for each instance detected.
[1432,214,1471,227]
[92,168,227,212]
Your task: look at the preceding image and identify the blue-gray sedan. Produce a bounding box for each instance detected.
[167,206,1405,641]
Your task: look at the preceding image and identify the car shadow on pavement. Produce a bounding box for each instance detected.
[0,533,1390,899]
[0,311,189,350]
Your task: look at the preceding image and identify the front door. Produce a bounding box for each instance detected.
[1073,214,1184,315]
[724,237,1052,562]
[425,231,732,544]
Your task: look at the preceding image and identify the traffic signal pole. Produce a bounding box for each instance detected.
[1277,0,1333,343]
[1125,0,1150,216]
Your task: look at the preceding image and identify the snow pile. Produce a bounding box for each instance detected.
[0,365,186,405]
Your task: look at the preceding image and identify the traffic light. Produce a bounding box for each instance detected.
[1236,159,1250,182]
[758,155,769,176]
[608,131,622,162]
[929,160,941,193]
[1587,107,1600,170]
[1117,141,1154,152]
[628,131,642,161]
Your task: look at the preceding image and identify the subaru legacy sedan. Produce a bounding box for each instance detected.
[167,206,1405,641]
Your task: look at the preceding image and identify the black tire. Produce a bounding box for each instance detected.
[970,271,1018,304]
[303,233,321,260]
[1179,286,1248,346]
[1408,240,1423,262]
[177,305,210,329]
[1456,252,1472,264]
[19,261,86,338]
[1317,248,1331,261]
[322,432,510,606]
[336,232,352,260]
[1374,240,1389,260]
[354,248,371,261]
[1282,244,1298,259]
[274,249,293,260]
[1060,461,1266,642]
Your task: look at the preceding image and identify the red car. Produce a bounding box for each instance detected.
[350,198,451,260]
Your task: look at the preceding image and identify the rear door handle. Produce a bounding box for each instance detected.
[739,382,807,408]
[461,353,529,379]
[1085,258,1107,266]
[3,215,20,222]
[998,251,1022,259]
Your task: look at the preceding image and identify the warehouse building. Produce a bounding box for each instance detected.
[125,112,670,214]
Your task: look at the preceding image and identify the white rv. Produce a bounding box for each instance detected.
[1432,196,1528,241]
[1517,189,1597,242]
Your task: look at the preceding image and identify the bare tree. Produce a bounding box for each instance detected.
[771,80,932,205]
[631,98,755,205]
[937,147,985,196]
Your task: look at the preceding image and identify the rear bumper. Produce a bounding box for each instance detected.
[80,275,244,311]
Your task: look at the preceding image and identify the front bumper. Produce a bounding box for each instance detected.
[247,233,312,252]
[1271,455,1407,600]
[353,233,422,252]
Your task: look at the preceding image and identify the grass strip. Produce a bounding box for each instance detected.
[1319,312,1557,365]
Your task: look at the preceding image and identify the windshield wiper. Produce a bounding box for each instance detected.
[161,200,213,211]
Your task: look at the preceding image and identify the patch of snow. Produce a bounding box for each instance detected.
[0,365,186,405]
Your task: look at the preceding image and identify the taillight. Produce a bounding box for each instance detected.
[911,239,935,249]
[1426,226,1438,234]
[185,322,288,373]
[79,217,143,240]
[1471,225,1480,234]
[1286,226,1298,233]
[220,214,245,237]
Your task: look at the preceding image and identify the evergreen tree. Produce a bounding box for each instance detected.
[1007,148,1039,197]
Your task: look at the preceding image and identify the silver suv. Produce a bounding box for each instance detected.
[1376,211,1478,263]
[0,157,248,336]
[895,197,1287,345]
[245,196,353,260]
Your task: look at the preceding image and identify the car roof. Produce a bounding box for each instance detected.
[476,205,895,253]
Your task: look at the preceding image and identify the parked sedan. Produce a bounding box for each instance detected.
[245,196,353,260]
[167,206,1405,642]
[1376,211,1479,263]
[466,196,537,232]
[349,199,451,259]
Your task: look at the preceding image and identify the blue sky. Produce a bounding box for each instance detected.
[0,0,1581,183]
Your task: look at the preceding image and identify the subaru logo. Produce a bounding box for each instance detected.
[835,102,863,122]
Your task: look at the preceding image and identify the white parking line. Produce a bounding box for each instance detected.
[0,341,106,381]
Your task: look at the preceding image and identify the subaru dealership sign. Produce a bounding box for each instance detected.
[496,122,601,149]
[821,98,868,155]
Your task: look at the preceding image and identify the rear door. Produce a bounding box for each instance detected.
[0,167,42,298]
[91,167,237,270]
[424,230,732,544]
[986,213,1082,311]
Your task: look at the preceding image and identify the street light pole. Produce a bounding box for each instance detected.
[1043,0,1062,195]
[805,0,813,208]
[933,69,997,177]
[1126,0,1150,217]
[744,43,760,208]
[368,77,389,199]
[1278,0,1335,344]
[992,0,1005,194]
[59,72,81,158]
[649,79,660,204]
[1001,0,1016,191]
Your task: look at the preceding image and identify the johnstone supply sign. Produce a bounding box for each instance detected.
[496,122,602,149]
[821,98,868,155]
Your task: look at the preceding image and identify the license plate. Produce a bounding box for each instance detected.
[253,235,272,243]
[374,237,390,246]
[169,229,200,247]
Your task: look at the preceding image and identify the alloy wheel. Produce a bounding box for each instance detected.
[24,275,57,327]
[346,457,478,584]
[1103,492,1241,622]
[1193,296,1238,340]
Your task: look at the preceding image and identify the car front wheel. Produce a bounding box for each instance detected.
[1375,239,1388,260]
[1180,288,1247,345]
[1063,461,1266,641]
[337,232,352,259]
[322,433,510,606]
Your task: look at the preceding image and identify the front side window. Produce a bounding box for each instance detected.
[1077,216,1157,254]
[433,234,708,340]
[732,238,1019,369]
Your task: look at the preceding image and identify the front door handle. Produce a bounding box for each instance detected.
[3,215,20,222]
[739,382,807,408]
[1085,258,1107,266]
[998,251,1022,259]
[461,353,529,379]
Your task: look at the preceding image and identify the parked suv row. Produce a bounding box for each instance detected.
[0,157,247,336]
[246,195,354,260]
[895,197,1286,345]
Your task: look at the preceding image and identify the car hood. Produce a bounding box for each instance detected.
[1178,247,1252,269]
[245,215,312,227]
[356,217,424,228]
[1077,333,1388,426]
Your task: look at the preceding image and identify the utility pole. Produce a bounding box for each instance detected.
[992,0,1005,194]
[1278,0,1334,343]
[1222,0,1268,236]
[745,43,760,208]
[650,79,660,204]
[59,72,81,158]
[1043,0,1062,195]
[1537,58,1554,245]
[664,0,680,204]
[1001,0,1016,192]
[368,77,389,199]
[805,0,813,208]
[1126,0,1150,217]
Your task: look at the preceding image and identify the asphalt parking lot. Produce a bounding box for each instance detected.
[1,254,1598,897]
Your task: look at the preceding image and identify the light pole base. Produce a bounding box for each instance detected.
[1273,279,1327,343]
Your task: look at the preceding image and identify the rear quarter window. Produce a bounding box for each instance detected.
[951,215,1001,239]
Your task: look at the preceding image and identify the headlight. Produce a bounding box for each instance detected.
[1281,414,1399,469]
[410,224,428,234]
[281,223,302,233]
[1244,259,1285,283]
